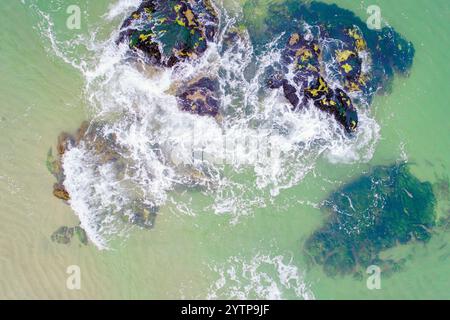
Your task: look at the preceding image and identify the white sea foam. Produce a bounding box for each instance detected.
[207,253,315,300]
[33,0,381,248]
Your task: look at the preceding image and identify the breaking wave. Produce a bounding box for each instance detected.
[207,253,315,300]
[32,0,380,249]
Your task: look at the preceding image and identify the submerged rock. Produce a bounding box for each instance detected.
[51,226,74,245]
[118,0,218,67]
[127,201,159,229]
[74,226,89,246]
[304,164,436,277]
[46,147,62,179]
[51,225,88,246]
[48,121,164,231]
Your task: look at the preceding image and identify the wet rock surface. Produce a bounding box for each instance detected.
[304,164,437,277]
[118,0,218,67]
[177,77,220,117]
[248,0,414,132]
[118,1,222,118]
[266,31,362,132]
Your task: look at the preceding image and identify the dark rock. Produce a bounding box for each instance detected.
[127,200,159,229]
[282,81,300,109]
[269,32,360,132]
[177,77,220,117]
[247,0,415,100]
[304,77,358,132]
[285,33,322,84]
[118,0,218,67]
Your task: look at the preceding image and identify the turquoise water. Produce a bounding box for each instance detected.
[0,0,449,299]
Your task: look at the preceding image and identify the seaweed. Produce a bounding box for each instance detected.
[304,163,437,277]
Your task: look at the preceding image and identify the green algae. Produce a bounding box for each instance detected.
[304,163,437,277]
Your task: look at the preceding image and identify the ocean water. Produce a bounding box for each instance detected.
[0,0,448,299]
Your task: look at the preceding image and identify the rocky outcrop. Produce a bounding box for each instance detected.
[267,32,359,132]
[247,0,414,133]
[118,0,218,67]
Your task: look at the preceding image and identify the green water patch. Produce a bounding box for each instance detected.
[304,163,437,278]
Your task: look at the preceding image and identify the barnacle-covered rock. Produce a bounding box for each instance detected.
[330,27,370,94]
[304,164,436,277]
[118,0,218,67]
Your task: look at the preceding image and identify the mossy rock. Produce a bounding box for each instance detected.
[118,0,218,67]
[250,0,414,132]
[304,163,436,277]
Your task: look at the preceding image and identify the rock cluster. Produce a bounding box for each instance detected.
[118,0,221,118]
[245,0,414,132]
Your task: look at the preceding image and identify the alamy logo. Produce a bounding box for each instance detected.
[66,5,81,30]
[66,265,81,290]
[366,5,382,31]
[366,265,381,290]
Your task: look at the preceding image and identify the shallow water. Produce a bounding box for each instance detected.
[0,0,449,299]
